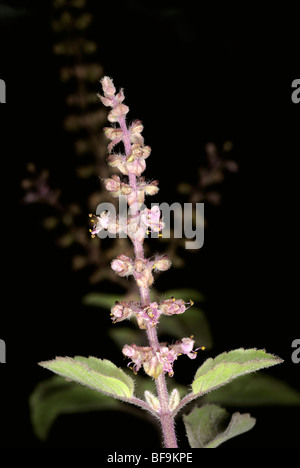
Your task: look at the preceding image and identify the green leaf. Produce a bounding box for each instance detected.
[183,404,256,448]
[192,348,283,396]
[30,376,120,440]
[82,292,122,309]
[39,356,134,399]
[205,373,300,406]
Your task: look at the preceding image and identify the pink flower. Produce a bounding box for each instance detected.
[126,156,146,176]
[108,103,130,123]
[111,255,134,277]
[103,175,121,194]
[170,337,198,360]
[138,302,161,326]
[159,298,191,316]
[157,346,177,377]
[110,301,134,323]
[107,154,128,175]
[140,206,163,232]
[89,211,111,237]
[100,76,116,96]
[153,255,171,272]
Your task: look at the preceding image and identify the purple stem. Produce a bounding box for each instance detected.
[117,113,178,448]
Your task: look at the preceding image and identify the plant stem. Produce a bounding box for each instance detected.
[119,114,178,448]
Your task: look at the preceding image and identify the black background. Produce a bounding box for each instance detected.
[0,0,299,448]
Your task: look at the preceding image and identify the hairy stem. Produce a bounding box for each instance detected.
[119,113,178,448]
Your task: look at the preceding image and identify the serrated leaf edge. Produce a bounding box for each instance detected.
[39,356,134,399]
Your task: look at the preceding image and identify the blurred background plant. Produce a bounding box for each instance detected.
[20,0,238,311]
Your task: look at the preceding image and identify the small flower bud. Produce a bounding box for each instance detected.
[143,355,163,379]
[101,76,116,96]
[107,219,121,234]
[135,258,146,273]
[103,174,121,193]
[122,344,135,358]
[141,206,162,231]
[141,145,151,159]
[168,388,180,411]
[136,268,154,288]
[107,154,128,175]
[144,181,159,196]
[127,189,145,208]
[104,127,123,141]
[108,104,129,122]
[136,315,147,329]
[126,157,146,176]
[97,94,114,107]
[130,120,143,135]
[110,301,134,323]
[120,183,132,196]
[159,298,186,316]
[111,254,133,277]
[144,391,160,411]
[116,88,125,103]
[104,128,123,151]
[153,255,171,272]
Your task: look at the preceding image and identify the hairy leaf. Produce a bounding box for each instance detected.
[183,404,256,448]
[192,348,283,396]
[205,373,300,406]
[30,376,120,440]
[39,356,134,398]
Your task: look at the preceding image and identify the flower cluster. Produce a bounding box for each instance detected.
[111,297,193,327]
[122,337,203,379]
[110,254,172,290]
[94,76,203,380]
[89,205,164,241]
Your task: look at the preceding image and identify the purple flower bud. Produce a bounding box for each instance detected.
[138,302,161,326]
[111,255,134,277]
[126,157,146,176]
[104,175,121,193]
[141,206,163,232]
[108,104,129,123]
[110,301,135,323]
[100,76,116,96]
[159,298,186,316]
[153,255,171,271]
[122,344,135,358]
[89,211,112,237]
[116,88,125,103]
[98,94,114,107]
[144,181,159,196]
[107,154,128,175]
[179,337,195,355]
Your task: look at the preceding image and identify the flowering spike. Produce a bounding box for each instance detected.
[95,76,203,447]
